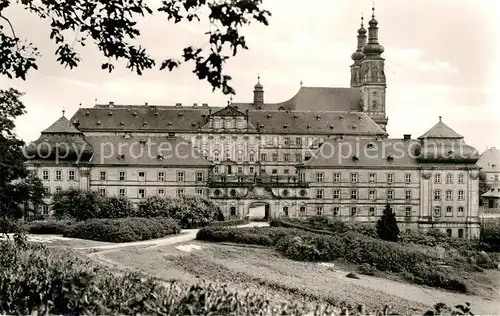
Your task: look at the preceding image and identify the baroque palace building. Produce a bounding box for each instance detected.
[25,9,481,238]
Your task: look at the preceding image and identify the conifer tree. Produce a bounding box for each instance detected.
[376,203,400,242]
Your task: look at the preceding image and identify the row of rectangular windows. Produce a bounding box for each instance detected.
[207,153,303,163]
[101,188,205,198]
[97,171,204,182]
[198,136,307,146]
[40,170,205,182]
[315,172,466,184]
[41,170,77,181]
[314,189,465,201]
[43,187,206,198]
[301,205,465,218]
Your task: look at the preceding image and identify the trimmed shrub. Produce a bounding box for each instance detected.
[358,263,376,276]
[64,217,180,242]
[208,219,249,227]
[27,220,74,235]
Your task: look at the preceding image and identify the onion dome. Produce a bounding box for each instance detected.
[254,75,263,90]
[25,114,93,162]
[363,7,385,56]
[351,17,367,61]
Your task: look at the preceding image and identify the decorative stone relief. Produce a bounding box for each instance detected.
[470,171,479,180]
[421,171,431,179]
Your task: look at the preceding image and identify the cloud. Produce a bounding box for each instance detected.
[385,47,459,74]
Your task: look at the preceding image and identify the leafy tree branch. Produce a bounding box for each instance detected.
[0,0,271,94]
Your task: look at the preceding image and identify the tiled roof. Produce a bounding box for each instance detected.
[477,147,500,171]
[70,106,387,136]
[233,86,362,112]
[84,135,212,166]
[482,183,500,198]
[418,121,463,139]
[71,107,215,132]
[302,139,421,168]
[42,115,82,134]
[416,140,479,163]
[26,133,93,162]
[248,110,386,135]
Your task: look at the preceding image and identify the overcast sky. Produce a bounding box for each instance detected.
[2,0,499,153]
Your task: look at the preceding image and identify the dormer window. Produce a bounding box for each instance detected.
[85,110,90,116]
[352,156,359,161]
[168,122,173,126]
[367,143,374,149]
[307,124,311,129]
[96,121,101,126]
[157,154,164,160]
[352,125,357,130]
[120,121,124,127]
[155,112,159,116]
[329,125,334,130]
[293,115,298,119]
[140,140,146,145]
[259,124,264,128]
[387,155,394,162]
[108,111,113,116]
[118,154,125,159]
[283,124,288,129]
[191,123,196,127]
[133,111,138,116]
[143,121,148,127]
[338,115,344,120]
[178,112,183,117]
[267,114,272,119]
[316,115,321,120]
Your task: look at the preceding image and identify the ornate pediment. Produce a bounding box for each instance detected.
[211,106,246,117]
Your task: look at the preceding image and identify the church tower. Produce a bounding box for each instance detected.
[350,17,367,88]
[360,7,388,131]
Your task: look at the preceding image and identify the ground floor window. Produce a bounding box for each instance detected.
[283,206,289,216]
[369,207,375,216]
[458,229,464,239]
[230,206,237,216]
[446,229,452,237]
[316,206,323,216]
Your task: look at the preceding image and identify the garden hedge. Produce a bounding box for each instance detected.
[63,217,180,242]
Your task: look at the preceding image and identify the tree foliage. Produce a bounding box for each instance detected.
[0,88,43,219]
[376,203,400,242]
[0,0,271,94]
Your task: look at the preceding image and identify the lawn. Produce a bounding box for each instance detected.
[99,241,427,314]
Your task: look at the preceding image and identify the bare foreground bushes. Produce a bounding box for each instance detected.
[0,234,474,315]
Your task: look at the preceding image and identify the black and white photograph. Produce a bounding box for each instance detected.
[0,0,499,315]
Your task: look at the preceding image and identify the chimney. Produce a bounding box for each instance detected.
[193,103,198,107]
[175,103,182,107]
[403,134,411,140]
[144,102,148,106]
[109,101,114,107]
[202,103,209,108]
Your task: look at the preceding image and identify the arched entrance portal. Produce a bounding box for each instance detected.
[248,201,270,220]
